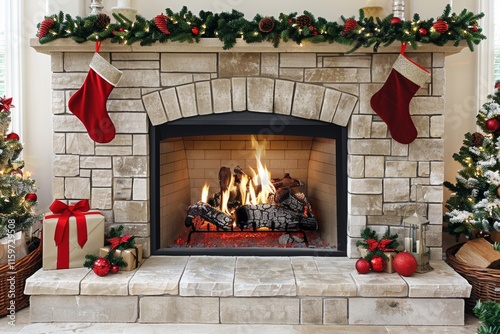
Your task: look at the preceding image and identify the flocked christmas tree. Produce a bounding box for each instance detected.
[444,82,500,240]
[0,96,41,239]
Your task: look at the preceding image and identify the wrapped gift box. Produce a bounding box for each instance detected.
[99,244,143,271]
[43,207,104,270]
[359,247,397,274]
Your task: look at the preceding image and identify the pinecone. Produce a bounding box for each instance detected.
[95,13,111,31]
[154,13,170,35]
[296,14,312,28]
[471,132,485,147]
[38,18,54,40]
[342,18,358,36]
[258,17,275,33]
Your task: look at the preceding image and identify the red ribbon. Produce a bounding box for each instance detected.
[45,199,101,269]
[366,238,394,252]
[107,235,133,251]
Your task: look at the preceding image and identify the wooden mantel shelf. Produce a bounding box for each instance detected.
[30,38,468,55]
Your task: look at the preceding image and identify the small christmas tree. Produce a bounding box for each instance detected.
[0,96,41,239]
[444,82,500,240]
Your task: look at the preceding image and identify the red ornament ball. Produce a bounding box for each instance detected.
[485,118,500,132]
[495,81,500,90]
[25,193,37,202]
[6,132,19,141]
[110,264,120,274]
[355,258,371,274]
[390,17,402,25]
[433,20,449,34]
[191,26,199,35]
[287,19,293,24]
[93,257,111,277]
[418,27,427,36]
[342,18,358,36]
[370,256,386,272]
[472,25,479,32]
[393,252,418,276]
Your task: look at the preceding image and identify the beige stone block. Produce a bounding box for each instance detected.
[372,54,398,82]
[274,79,295,115]
[391,139,409,156]
[129,256,188,295]
[247,77,274,112]
[181,256,235,297]
[367,215,403,226]
[176,84,197,117]
[323,298,348,325]
[113,53,159,61]
[107,99,144,112]
[212,79,232,113]
[114,200,148,222]
[64,177,91,199]
[53,73,87,90]
[348,139,391,156]
[291,83,325,120]
[385,161,417,178]
[30,295,138,323]
[348,194,382,215]
[333,94,357,127]
[95,146,132,156]
[430,115,445,137]
[63,53,95,72]
[324,83,359,96]
[24,268,90,295]
[133,135,148,155]
[430,161,444,185]
[320,89,342,122]
[347,214,367,237]
[418,161,430,177]
[110,88,141,99]
[102,134,132,146]
[52,90,65,114]
[425,224,443,247]
[220,298,299,324]
[91,187,112,210]
[433,53,445,67]
[410,96,445,115]
[161,53,217,72]
[231,77,247,111]
[305,68,370,83]
[279,68,304,81]
[53,133,65,154]
[349,298,464,326]
[51,52,63,72]
[348,156,364,178]
[114,178,132,200]
[162,73,194,87]
[81,268,135,295]
[432,68,445,96]
[409,139,443,161]
[112,60,159,70]
[324,55,371,68]
[280,53,316,68]
[143,91,167,126]
[428,203,442,225]
[295,273,356,297]
[66,133,95,155]
[160,88,182,121]
[261,53,279,77]
[300,298,323,324]
[383,202,427,217]
[384,178,410,202]
[348,178,382,194]
[52,177,64,199]
[195,81,213,115]
[113,156,148,177]
[120,69,159,88]
[92,169,112,187]
[351,272,408,297]
[364,156,384,178]
[140,296,219,323]
[371,121,388,138]
[80,169,91,178]
[219,53,260,77]
[133,178,148,200]
[111,112,148,133]
[359,84,380,114]
[418,185,443,203]
[80,156,112,169]
[413,116,429,138]
[53,115,86,132]
[53,155,79,177]
[194,74,211,81]
[348,115,371,138]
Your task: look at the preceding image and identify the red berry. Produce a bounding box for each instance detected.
[418,27,427,36]
[370,256,386,272]
[287,19,293,24]
[472,25,478,32]
[314,31,318,36]
[390,17,402,25]
[393,252,418,276]
[192,26,199,35]
[355,258,370,274]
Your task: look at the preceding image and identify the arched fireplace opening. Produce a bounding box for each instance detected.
[149,111,347,256]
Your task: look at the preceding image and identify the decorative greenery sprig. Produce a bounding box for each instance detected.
[36,5,485,52]
[473,300,500,334]
[83,225,135,269]
[356,227,399,260]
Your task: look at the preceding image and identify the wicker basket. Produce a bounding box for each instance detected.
[0,243,42,317]
[446,243,500,314]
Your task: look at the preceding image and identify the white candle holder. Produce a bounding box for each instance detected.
[112,0,137,21]
[402,212,433,273]
[393,0,405,20]
[89,0,104,15]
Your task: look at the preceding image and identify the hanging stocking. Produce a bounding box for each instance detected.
[68,42,122,143]
[370,43,430,144]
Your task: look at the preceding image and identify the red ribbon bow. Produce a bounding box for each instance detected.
[107,235,133,251]
[48,199,91,248]
[366,238,394,252]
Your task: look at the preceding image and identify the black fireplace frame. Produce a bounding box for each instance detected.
[149,112,348,256]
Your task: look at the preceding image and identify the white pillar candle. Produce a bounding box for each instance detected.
[117,0,132,8]
[404,237,413,252]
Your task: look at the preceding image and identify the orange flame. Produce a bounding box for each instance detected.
[251,136,275,204]
[220,174,235,215]
[201,183,209,203]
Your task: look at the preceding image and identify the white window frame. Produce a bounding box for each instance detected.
[477,0,494,108]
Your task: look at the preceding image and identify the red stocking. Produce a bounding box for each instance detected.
[68,47,122,143]
[370,44,430,144]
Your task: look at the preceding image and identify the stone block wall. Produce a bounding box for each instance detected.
[50,49,445,258]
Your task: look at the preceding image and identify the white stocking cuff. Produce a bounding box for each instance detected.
[89,53,123,86]
[393,54,430,87]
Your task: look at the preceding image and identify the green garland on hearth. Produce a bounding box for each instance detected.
[36,5,485,52]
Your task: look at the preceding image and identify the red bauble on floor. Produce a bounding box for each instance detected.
[93,257,111,276]
[393,252,418,276]
[355,258,370,274]
[370,256,386,272]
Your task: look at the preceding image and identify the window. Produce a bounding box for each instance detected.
[0,1,6,94]
[494,2,500,82]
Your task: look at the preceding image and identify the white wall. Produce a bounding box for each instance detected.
[23,0,481,220]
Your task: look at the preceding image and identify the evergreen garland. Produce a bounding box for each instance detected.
[36,5,485,52]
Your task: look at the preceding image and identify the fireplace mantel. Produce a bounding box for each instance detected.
[30,38,467,55]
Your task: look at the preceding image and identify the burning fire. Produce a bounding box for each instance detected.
[201,183,209,203]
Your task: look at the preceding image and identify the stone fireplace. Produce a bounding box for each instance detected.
[32,39,453,259]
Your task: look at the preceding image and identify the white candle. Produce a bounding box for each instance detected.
[404,237,413,252]
[416,240,421,253]
[117,0,132,8]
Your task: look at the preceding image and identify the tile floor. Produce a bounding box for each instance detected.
[0,307,480,333]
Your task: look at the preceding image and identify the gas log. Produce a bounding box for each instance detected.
[185,201,233,231]
[235,204,317,231]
